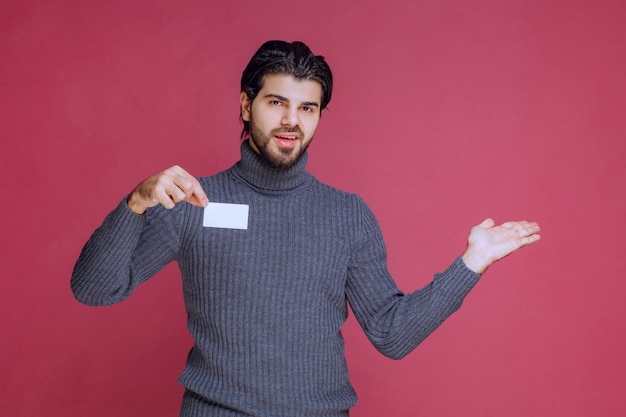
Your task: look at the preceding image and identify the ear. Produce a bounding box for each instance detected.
[240,91,251,121]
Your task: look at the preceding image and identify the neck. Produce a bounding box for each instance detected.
[231,140,310,193]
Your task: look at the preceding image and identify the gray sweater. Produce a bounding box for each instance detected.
[71,140,481,416]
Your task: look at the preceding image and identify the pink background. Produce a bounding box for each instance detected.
[2,0,625,416]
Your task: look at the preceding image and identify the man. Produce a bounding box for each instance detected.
[72,40,540,416]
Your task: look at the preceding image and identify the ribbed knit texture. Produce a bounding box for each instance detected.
[71,140,482,416]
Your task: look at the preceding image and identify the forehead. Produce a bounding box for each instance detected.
[258,73,322,104]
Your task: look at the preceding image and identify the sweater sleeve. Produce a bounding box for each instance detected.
[71,197,181,306]
[345,197,481,360]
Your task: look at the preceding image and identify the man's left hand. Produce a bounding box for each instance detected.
[461,218,541,274]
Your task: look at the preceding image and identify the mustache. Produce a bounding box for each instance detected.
[270,127,304,137]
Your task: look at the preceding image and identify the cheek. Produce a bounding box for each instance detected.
[305,118,320,138]
[252,106,281,129]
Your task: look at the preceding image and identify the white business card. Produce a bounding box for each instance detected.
[203,202,249,230]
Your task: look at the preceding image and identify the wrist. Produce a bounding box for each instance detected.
[461,247,490,274]
[127,193,148,215]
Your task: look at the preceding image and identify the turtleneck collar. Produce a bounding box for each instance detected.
[230,140,311,193]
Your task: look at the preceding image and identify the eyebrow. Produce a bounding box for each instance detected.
[264,94,320,108]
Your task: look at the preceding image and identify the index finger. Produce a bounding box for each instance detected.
[168,166,209,208]
[185,176,209,208]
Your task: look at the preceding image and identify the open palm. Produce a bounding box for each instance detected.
[462,218,541,274]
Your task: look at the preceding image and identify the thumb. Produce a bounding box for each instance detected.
[478,218,495,229]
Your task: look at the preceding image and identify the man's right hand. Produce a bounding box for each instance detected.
[127,165,209,214]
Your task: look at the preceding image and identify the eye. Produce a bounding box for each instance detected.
[302,106,311,112]
[270,100,282,106]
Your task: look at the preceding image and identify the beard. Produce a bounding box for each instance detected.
[248,114,311,171]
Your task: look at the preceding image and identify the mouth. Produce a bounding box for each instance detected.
[273,132,300,148]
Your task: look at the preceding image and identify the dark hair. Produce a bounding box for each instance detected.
[240,40,333,138]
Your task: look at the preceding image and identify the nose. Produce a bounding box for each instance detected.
[281,106,299,127]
